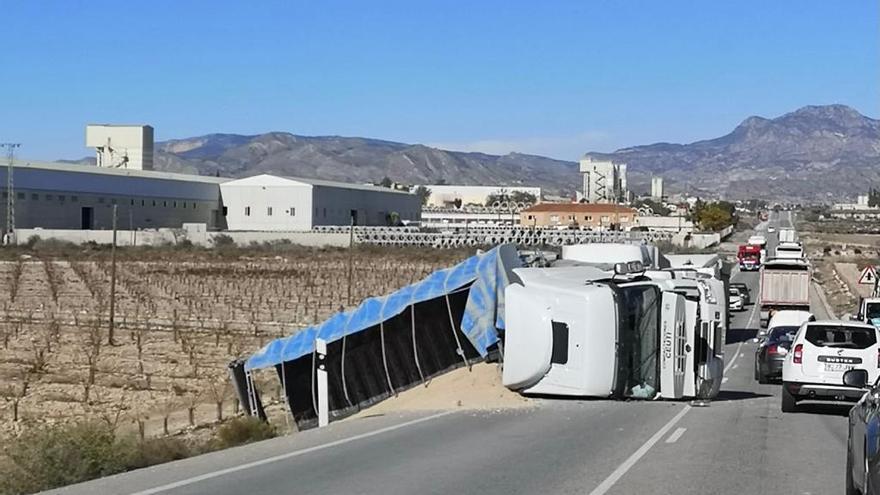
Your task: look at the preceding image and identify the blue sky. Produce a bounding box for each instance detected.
[1,1,876,161]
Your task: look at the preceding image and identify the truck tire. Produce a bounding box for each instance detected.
[781,383,797,412]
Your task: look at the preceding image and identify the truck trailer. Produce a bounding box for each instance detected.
[759,258,812,327]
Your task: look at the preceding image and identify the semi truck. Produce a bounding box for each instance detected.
[759,258,812,328]
[737,244,762,271]
[774,241,804,259]
[778,228,798,244]
[502,261,724,400]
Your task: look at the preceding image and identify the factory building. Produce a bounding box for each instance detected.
[0,161,420,234]
[0,160,227,231]
[651,176,664,200]
[579,157,628,204]
[220,175,421,231]
[86,124,154,170]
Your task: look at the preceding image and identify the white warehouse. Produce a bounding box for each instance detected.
[0,162,421,234]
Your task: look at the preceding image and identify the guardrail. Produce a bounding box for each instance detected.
[354,227,673,248]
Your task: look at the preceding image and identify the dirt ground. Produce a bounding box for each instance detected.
[800,231,880,316]
[353,363,533,417]
[0,246,484,444]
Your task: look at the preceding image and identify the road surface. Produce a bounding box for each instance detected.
[48,210,851,495]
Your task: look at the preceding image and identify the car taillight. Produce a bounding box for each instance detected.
[793,344,803,364]
[877,348,879,368]
[767,345,779,355]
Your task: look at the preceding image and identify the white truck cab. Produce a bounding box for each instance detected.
[775,241,804,260]
[502,262,721,400]
[856,297,880,328]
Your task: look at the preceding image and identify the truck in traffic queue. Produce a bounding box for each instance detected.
[778,228,798,244]
[737,244,762,271]
[502,260,725,401]
[759,258,812,328]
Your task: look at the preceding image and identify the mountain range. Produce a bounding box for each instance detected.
[64,104,880,201]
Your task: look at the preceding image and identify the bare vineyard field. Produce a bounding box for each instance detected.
[0,246,470,443]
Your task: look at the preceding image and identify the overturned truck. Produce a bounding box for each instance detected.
[230,244,522,429]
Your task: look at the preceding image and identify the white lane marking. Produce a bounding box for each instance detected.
[665,427,687,444]
[744,299,760,330]
[725,340,744,374]
[587,405,691,495]
[732,364,738,370]
[130,410,457,495]
[722,377,729,384]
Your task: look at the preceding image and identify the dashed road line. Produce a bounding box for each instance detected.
[665,427,687,444]
[587,406,692,495]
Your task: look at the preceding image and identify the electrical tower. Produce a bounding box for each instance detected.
[2,143,21,243]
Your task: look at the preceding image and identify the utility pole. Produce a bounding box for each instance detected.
[2,143,21,244]
[108,205,118,346]
[347,211,355,306]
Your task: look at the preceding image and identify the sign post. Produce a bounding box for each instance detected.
[316,338,329,428]
[858,265,878,285]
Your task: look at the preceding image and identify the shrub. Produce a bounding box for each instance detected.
[215,417,276,449]
[211,234,235,248]
[1,422,128,493]
[123,437,192,470]
[854,248,862,255]
[823,246,832,254]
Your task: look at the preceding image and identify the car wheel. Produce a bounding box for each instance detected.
[781,383,797,412]
[846,442,859,495]
[758,371,769,385]
[754,361,760,381]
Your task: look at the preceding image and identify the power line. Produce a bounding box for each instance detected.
[1,143,21,243]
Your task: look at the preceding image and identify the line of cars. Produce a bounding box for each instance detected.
[744,227,880,494]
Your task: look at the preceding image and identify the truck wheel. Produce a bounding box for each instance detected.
[781,383,797,412]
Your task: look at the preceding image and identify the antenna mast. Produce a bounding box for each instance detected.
[2,143,20,243]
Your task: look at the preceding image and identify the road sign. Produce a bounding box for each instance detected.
[858,265,878,285]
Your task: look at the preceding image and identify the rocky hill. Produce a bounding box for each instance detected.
[61,104,878,201]
[587,104,880,200]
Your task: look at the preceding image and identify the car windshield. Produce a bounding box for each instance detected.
[804,325,877,349]
[866,303,880,321]
[615,285,661,399]
[768,326,799,345]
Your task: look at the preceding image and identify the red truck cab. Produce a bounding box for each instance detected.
[737,244,761,271]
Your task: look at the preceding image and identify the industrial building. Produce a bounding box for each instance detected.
[424,185,541,208]
[579,157,628,204]
[0,161,421,234]
[651,176,664,200]
[520,203,637,230]
[0,159,227,231]
[0,124,422,237]
[221,175,421,231]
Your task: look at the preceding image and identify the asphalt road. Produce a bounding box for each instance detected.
[48,210,851,495]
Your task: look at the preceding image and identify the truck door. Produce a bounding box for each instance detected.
[659,292,686,399]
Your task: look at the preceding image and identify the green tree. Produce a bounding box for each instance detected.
[413,186,431,206]
[696,203,733,231]
[633,198,670,216]
[378,176,393,188]
[869,188,880,207]
[485,190,537,206]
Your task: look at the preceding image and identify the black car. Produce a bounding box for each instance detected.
[754,325,798,384]
[730,282,750,305]
[843,369,880,494]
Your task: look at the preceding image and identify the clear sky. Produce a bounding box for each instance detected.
[1,0,877,161]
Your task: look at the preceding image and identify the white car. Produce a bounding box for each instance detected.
[757,309,814,340]
[728,288,744,312]
[781,320,880,412]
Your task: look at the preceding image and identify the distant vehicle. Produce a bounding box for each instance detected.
[748,235,767,248]
[759,258,812,328]
[843,368,880,494]
[729,287,744,311]
[737,245,762,271]
[775,241,805,259]
[767,226,776,233]
[781,320,880,412]
[754,311,813,383]
[730,282,751,305]
[856,297,880,328]
[778,228,798,244]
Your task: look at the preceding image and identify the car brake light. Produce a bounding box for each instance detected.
[768,344,779,355]
[877,348,879,368]
[793,344,803,364]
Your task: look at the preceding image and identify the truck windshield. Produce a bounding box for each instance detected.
[615,285,661,398]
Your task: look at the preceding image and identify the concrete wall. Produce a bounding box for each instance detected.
[220,181,314,231]
[14,228,350,248]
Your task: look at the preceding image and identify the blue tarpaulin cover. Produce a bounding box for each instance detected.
[245,244,519,371]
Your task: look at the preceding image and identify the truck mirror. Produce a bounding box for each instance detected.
[843,369,869,389]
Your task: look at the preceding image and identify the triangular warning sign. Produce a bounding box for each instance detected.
[859,265,878,285]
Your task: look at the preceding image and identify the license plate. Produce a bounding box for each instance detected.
[824,363,854,372]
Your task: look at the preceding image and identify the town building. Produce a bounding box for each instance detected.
[423,185,541,208]
[579,157,628,204]
[520,203,637,230]
[651,176,664,200]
